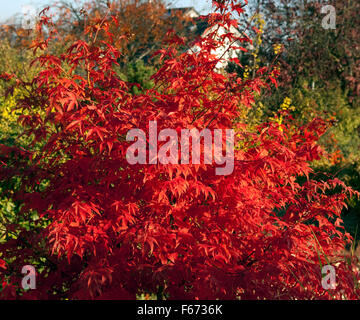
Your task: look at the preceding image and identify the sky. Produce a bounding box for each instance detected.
[0,0,213,22]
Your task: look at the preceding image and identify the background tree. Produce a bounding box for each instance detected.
[52,0,191,63]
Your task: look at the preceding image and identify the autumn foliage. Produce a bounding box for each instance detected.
[0,0,359,300]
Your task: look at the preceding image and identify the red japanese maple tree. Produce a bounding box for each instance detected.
[0,0,359,299]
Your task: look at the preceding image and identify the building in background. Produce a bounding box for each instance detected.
[168,6,248,70]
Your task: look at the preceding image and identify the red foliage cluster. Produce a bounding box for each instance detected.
[0,1,359,299]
